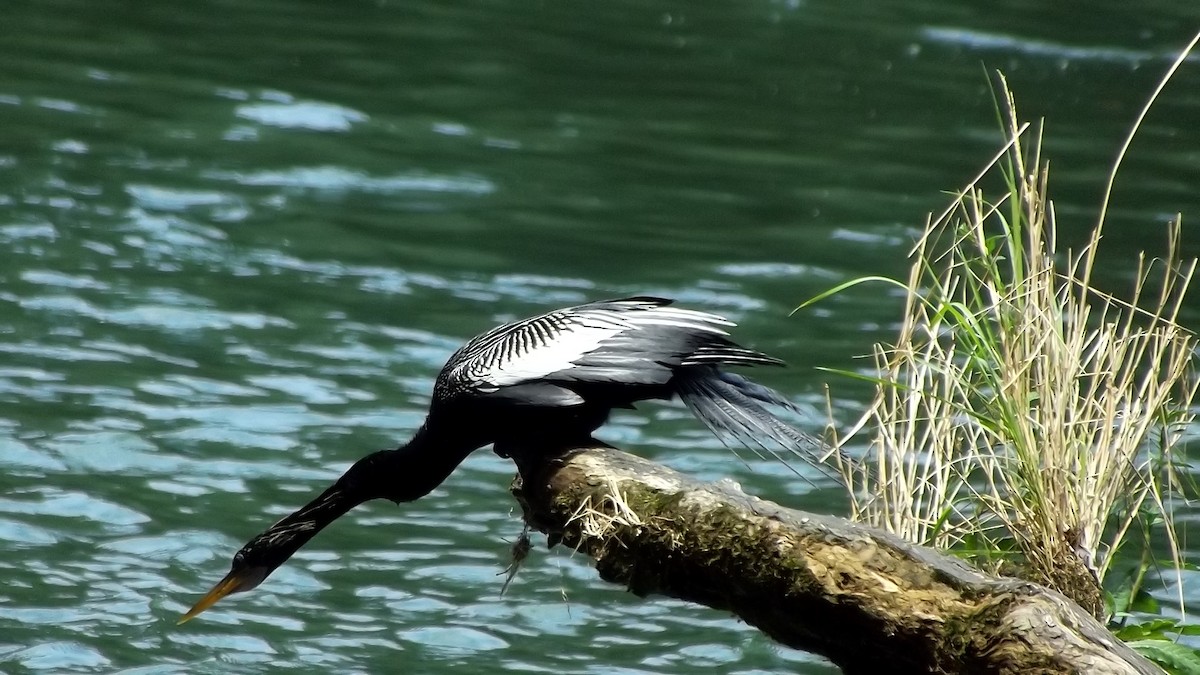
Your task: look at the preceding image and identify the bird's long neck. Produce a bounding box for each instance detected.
[244,423,474,571]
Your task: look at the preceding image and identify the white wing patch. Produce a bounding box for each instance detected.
[482,320,625,386]
[468,304,735,388]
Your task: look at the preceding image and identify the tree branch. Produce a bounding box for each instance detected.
[510,444,1159,675]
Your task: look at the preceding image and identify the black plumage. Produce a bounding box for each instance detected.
[180,296,824,622]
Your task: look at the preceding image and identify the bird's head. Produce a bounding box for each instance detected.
[177,440,458,625]
[177,541,280,624]
[178,485,351,624]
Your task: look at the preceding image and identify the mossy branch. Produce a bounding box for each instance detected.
[511,444,1160,675]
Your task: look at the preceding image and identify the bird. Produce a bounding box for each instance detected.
[179,296,825,623]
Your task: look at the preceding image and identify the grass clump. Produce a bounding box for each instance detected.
[808,62,1197,643]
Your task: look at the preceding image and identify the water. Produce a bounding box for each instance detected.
[2,1,1199,673]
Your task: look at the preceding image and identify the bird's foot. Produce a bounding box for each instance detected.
[498,524,532,596]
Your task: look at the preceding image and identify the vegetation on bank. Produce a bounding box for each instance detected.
[805,42,1200,673]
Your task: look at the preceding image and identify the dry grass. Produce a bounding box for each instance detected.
[565,477,645,540]
[819,67,1198,612]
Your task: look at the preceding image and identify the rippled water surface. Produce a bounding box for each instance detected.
[3,2,1199,673]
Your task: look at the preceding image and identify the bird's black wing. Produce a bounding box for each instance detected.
[435,297,780,407]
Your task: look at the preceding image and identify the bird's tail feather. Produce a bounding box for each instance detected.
[675,368,836,481]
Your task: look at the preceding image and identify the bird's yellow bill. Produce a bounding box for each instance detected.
[178,571,245,624]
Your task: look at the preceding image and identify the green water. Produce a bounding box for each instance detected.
[2,1,1198,673]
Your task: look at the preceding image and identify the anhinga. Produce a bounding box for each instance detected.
[180,296,822,622]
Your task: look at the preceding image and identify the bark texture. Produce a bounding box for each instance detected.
[510,445,1159,675]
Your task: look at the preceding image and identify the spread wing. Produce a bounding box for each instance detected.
[434,297,781,407]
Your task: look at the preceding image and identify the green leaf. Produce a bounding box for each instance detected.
[792,276,910,313]
[1163,559,1200,573]
[1108,577,1135,617]
[1128,639,1200,675]
[1130,589,1162,614]
[1115,618,1177,640]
